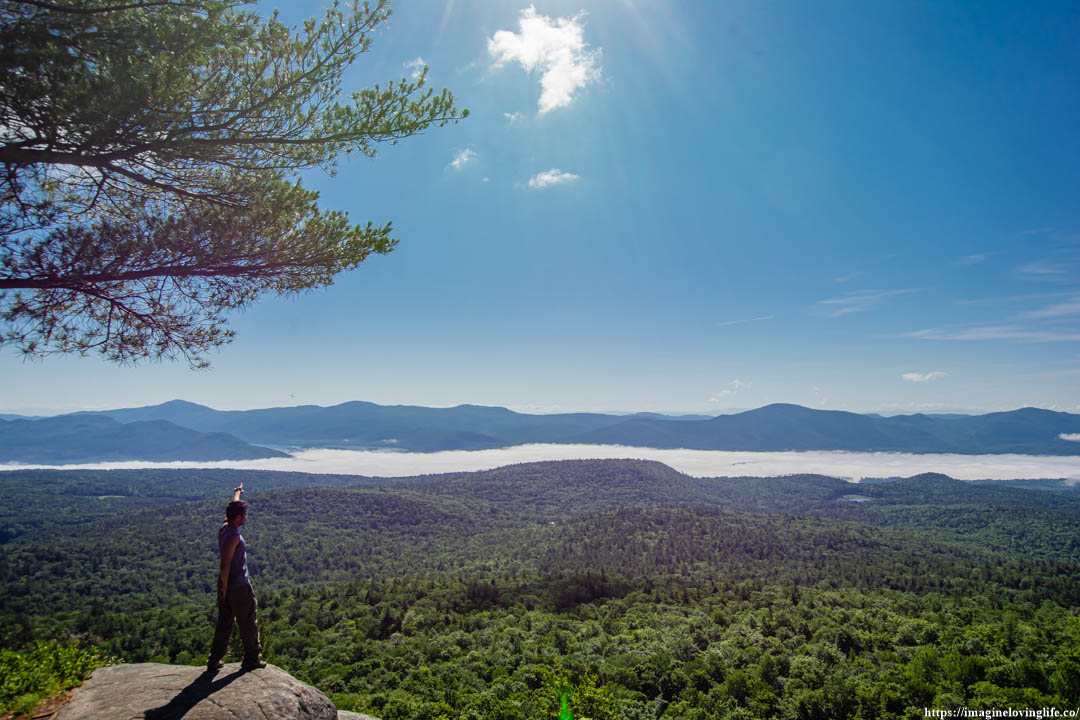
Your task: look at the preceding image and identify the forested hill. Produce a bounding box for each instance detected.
[3,460,1080,614]
[16,398,1080,455]
[4,459,1079,540]
[397,460,855,516]
[3,459,1080,718]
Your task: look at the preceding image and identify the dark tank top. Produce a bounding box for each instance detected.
[218,523,249,589]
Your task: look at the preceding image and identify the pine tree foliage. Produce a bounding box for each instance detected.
[0,0,466,365]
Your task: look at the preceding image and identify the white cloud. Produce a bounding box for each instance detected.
[1060,433,1080,442]
[504,112,524,124]
[817,289,917,317]
[902,371,948,383]
[708,380,749,404]
[448,148,477,171]
[905,325,1080,343]
[488,5,601,115]
[6,446,1079,482]
[527,168,580,189]
[404,57,426,80]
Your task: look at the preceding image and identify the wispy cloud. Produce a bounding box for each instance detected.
[904,325,1080,343]
[901,371,948,383]
[957,291,1070,307]
[488,5,602,115]
[404,57,426,80]
[834,271,863,284]
[1019,260,1070,276]
[448,148,477,171]
[504,112,524,124]
[1017,298,1080,320]
[708,379,749,403]
[527,168,580,189]
[718,315,774,327]
[958,253,993,266]
[817,289,917,317]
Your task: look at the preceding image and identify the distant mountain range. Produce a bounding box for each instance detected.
[0,414,286,463]
[2,399,1079,463]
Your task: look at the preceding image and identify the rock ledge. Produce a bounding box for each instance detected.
[54,662,378,720]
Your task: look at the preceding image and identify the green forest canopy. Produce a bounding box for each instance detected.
[2,460,1079,718]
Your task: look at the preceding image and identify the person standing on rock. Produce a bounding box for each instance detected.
[207,482,266,672]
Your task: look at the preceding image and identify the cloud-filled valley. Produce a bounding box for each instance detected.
[6,444,1080,483]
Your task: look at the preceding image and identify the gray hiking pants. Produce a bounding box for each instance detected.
[207,582,261,666]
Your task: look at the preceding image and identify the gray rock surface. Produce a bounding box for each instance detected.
[337,712,380,720]
[55,663,340,720]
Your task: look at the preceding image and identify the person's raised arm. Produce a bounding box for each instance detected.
[232,483,244,502]
[219,535,239,601]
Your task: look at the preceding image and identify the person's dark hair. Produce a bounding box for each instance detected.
[226,500,249,521]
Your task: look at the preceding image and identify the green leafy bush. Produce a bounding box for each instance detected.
[0,641,109,716]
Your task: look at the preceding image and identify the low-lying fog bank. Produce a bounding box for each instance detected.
[5,444,1080,483]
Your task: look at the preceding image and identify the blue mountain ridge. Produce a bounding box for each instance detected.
[29,399,1080,456]
[0,414,287,463]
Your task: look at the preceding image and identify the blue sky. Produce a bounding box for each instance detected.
[3,0,1080,416]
